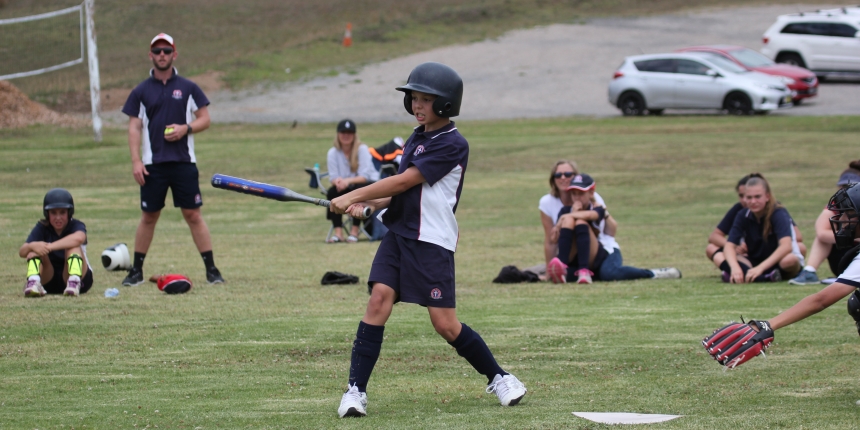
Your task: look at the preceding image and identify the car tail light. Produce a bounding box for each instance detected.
[613,71,624,79]
[763,37,769,44]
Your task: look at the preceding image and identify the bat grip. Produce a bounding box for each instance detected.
[322,200,373,219]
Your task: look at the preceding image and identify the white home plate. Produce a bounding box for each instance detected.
[572,412,683,424]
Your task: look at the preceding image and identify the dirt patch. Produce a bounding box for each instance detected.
[188,70,227,93]
[0,81,87,129]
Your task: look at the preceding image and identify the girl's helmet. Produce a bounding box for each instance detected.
[828,183,860,249]
[396,62,463,118]
[43,188,74,220]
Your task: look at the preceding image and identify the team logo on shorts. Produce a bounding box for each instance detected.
[195,194,202,204]
[172,89,183,100]
[430,288,442,300]
[414,145,425,156]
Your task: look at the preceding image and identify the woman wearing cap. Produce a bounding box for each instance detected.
[326,119,380,243]
[788,160,860,285]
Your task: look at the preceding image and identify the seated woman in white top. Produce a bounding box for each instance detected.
[326,119,380,243]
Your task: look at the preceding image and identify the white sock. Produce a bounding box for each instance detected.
[68,275,81,283]
[28,275,41,283]
[803,265,816,273]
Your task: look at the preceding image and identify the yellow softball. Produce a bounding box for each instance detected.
[165,127,174,134]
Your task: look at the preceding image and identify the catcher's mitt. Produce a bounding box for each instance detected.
[702,320,774,368]
[149,274,192,294]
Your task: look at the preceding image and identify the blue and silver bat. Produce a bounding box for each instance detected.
[210,173,371,218]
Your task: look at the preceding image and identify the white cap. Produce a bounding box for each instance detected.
[150,33,175,48]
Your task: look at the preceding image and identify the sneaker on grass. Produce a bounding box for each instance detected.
[788,269,819,285]
[122,268,144,287]
[486,374,527,406]
[64,276,81,296]
[338,384,367,418]
[206,267,225,284]
[575,268,593,284]
[650,267,682,279]
[24,278,46,297]
[765,268,782,282]
[547,257,568,284]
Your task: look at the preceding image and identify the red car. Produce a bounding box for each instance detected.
[676,45,818,103]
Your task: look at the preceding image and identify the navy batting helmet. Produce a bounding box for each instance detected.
[396,62,463,118]
[828,183,860,249]
[43,188,74,220]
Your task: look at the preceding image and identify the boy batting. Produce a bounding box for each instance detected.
[330,62,527,418]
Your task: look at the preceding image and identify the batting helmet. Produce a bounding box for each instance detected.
[396,62,463,118]
[43,188,74,220]
[828,182,860,249]
[101,243,131,271]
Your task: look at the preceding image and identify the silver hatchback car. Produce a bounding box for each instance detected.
[608,52,794,115]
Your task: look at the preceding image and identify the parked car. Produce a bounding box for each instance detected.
[761,10,860,79]
[676,45,817,103]
[608,52,794,116]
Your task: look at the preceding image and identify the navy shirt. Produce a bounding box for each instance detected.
[557,203,606,229]
[727,207,793,264]
[26,219,88,262]
[716,202,744,234]
[122,68,209,165]
[382,122,468,252]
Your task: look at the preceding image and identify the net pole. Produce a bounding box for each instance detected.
[85,0,102,142]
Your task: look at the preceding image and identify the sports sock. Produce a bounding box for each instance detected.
[133,252,146,271]
[803,265,816,273]
[67,254,83,277]
[557,228,573,265]
[27,257,42,278]
[448,323,506,384]
[573,224,590,271]
[201,250,216,271]
[719,261,750,276]
[348,321,384,393]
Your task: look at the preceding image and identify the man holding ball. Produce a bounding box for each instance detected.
[120,33,224,287]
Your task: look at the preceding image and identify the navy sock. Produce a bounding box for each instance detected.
[348,321,384,393]
[573,224,591,271]
[719,261,750,276]
[133,252,146,271]
[448,323,506,384]
[201,250,215,270]
[557,228,573,264]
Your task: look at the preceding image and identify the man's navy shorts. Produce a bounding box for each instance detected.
[140,162,203,212]
[368,232,456,308]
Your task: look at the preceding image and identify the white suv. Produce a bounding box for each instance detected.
[761,9,860,78]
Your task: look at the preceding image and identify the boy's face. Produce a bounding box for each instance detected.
[410,91,447,131]
[48,208,69,232]
[569,189,591,204]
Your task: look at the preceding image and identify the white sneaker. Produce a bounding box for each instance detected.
[486,374,527,406]
[24,278,46,297]
[651,267,681,279]
[64,276,81,296]
[338,384,367,418]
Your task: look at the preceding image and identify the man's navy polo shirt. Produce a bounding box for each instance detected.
[727,206,794,264]
[122,68,209,165]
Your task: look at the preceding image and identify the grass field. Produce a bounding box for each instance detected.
[0,0,838,110]
[1,116,859,428]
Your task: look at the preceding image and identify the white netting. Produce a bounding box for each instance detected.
[0,4,84,80]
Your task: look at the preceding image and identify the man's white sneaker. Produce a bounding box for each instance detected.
[64,276,81,296]
[24,279,46,297]
[650,267,682,279]
[338,384,367,418]
[486,374,527,406]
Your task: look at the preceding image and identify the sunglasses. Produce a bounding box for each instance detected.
[553,171,575,179]
[151,47,174,55]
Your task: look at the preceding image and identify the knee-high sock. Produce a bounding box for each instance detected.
[573,224,591,272]
[348,321,384,393]
[448,323,507,384]
[27,257,41,279]
[557,228,573,264]
[67,254,83,277]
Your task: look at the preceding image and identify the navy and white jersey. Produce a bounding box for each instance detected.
[122,68,209,165]
[727,206,794,264]
[26,219,90,264]
[836,251,860,288]
[382,122,468,252]
[716,202,744,234]
[556,203,606,232]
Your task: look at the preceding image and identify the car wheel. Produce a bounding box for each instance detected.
[793,98,802,106]
[648,109,664,116]
[723,92,753,115]
[617,92,646,116]
[776,53,806,69]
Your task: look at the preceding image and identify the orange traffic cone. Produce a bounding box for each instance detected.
[343,23,352,47]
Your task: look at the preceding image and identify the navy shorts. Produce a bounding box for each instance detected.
[368,233,456,308]
[140,162,203,212]
[43,254,93,295]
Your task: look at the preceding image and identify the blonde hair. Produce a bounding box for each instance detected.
[333,133,363,173]
[549,160,579,198]
[745,173,783,238]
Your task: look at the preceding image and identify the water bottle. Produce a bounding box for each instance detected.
[313,163,320,174]
[104,288,119,298]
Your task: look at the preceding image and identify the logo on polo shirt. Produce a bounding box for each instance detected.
[172,89,183,100]
[414,145,425,156]
[430,288,442,300]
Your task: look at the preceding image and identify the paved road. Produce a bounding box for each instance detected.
[195,4,857,124]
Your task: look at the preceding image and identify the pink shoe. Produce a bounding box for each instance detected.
[575,269,594,284]
[547,258,568,284]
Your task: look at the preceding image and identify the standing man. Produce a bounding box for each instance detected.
[120,33,224,286]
